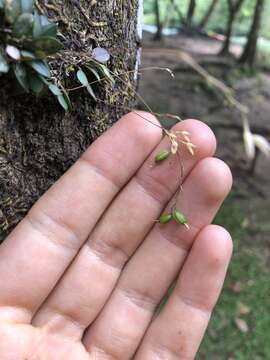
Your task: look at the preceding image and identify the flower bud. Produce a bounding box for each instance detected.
[159,213,172,224]
[172,208,187,225]
[155,149,170,162]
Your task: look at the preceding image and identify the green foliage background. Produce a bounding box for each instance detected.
[143,1,270,358]
[144,0,270,39]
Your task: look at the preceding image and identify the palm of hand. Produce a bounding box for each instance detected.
[1,323,90,359]
[0,113,232,360]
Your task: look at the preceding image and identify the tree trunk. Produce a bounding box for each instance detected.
[0,0,141,242]
[173,2,185,25]
[199,0,219,29]
[163,0,175,29]
[219,0,245,55]
[186,0,197,28]
[153,0,163,41]
[239,0,265,67]
[220,11,234,55]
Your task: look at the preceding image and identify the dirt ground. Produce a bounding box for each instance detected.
[139,32,270,259]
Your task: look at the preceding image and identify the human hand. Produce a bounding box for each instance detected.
[0,112,232,360]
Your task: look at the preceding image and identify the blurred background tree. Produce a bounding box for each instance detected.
[239,0,265,66]
[146,0,270,57]
[153,0,163,40]
[185,0,197,28]
[199,0,219,29]
[220,0,245,55]
[142,0,270,358]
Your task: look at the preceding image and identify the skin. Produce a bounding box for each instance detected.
[0,112,233,360]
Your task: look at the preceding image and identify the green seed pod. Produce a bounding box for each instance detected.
[172,208,187,225]
[155,149,170,163]
[159,213,173,224]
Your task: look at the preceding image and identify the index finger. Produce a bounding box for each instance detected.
[0,112,162,323]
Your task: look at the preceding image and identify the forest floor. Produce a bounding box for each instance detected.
[139,33,270,360]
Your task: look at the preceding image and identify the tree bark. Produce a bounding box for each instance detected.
[0,0,141,242]
[239,0,265,66]
[220,0,245,55]
[199,0,219,29]
[153,0,163,41]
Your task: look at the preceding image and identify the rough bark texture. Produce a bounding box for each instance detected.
[239,0,264,66]
[0,0,140,242]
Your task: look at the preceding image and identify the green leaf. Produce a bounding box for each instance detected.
[14,63,29,92]
[13,13,33,37]
[86,66,101,81]
[48,83,62,96]
[21,50,35,60]
[39,74,50,86]
[29,73,44,94]
[98,63,115,84]
[62,88,72,110]
[31,36,63,55]
[29,60,51,78]
[33,13,57,38]
[57,94,68,111]
[86,84,97,101]
[0,53,9,73]
[4,0,21,24]
[77,68,97,100]
[39,14,50,27]
[20,0,33,13]
[48,83,71,111]
[33,12,42,37]
[39,23,57,37]
[76,69,89,86]
[34,50,47,59]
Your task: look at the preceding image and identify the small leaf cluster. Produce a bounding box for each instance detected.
[0,0,71,108]
[0,1,114,111]
[75,56,114,103]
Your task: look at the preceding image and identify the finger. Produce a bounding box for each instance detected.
[0,112,162,323]
[32,120,216,338]
[83,158,232,358]
[135,225,233,360]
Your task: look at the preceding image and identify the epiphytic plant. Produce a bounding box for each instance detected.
[0,0,64,99]
[0,1,195,230]
[0,0,113,110]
